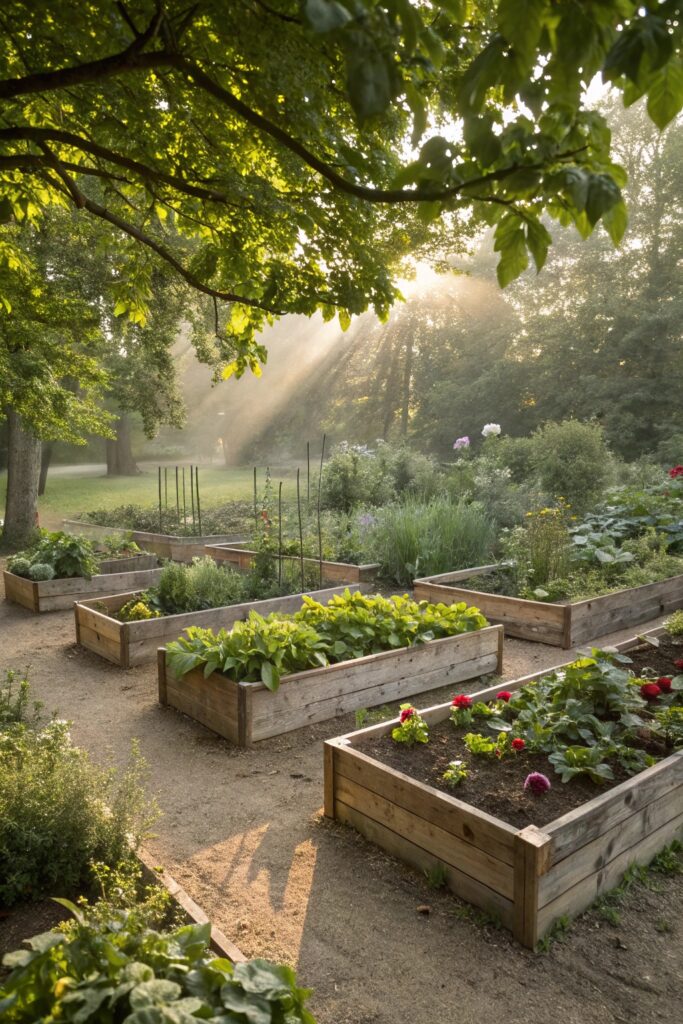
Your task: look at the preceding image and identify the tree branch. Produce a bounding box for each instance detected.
[37,153,283,313]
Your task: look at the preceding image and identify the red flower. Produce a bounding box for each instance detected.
[674,659,683,670]
[668,465,683,479]
[399,706,416,723]
[511,738,526,751]
[496,691,512,702]
[640,682,661,702]
[656,677,672,693]
[451,694,473,709]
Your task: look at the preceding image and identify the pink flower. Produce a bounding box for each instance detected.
[511,738,525,751]
[451,694,473,709]
[496,691,512,702]
[656,677,672,693]
[453,436,470,450]
[399,706,416,723]
[640,682,661,702]
[524,772,551,795]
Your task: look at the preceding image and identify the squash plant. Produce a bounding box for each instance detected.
[166,590,488,691]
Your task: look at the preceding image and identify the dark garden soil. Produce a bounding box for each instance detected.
[2,559,681,1024]
[0,901,70,961]
[622,634,683,679]
[357,718,633,829]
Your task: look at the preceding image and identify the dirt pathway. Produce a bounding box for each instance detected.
[1,572,681,1024]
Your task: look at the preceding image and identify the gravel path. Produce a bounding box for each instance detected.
[1,567,681,1024]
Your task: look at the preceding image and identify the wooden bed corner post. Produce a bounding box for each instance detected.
[323,740,337,819]
[562,605,573,650]
[157,647,168,705]
[73,602,81,645]
[237,685,250,747]
[496,624,504,675]
[513,825,553,949]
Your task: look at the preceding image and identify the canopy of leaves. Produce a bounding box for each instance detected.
[1,1,681,372]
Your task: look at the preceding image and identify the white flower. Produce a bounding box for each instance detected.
[481,423,501,437]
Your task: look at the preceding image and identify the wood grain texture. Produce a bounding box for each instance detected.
[205,543,380,583]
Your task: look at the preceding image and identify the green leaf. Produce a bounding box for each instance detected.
[498,0,546,64]
[303,0,351,34]
[646,62,683,129]
[585,174,621,227]
[463,115,502,166]
[525,218,551,273]
[602,200,628,245]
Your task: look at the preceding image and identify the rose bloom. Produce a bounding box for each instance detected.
[399,706,416,723]
[481,422,501,438]
[656,676,672,693]
[511,738,525,751]
[451,694,473,709]
[496,691,512,702]
[640,682,661,702]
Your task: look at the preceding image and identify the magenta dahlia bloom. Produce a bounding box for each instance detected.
[524,772,551,795]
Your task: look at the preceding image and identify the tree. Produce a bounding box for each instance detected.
[1,1,681,375]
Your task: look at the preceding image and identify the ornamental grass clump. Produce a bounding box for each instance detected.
[165,589,488,691]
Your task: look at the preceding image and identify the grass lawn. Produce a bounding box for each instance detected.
[0,464,299,528]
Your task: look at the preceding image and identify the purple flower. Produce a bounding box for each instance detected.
[524,772,551,795]
[358,513,377,528]
[453,436,470,450]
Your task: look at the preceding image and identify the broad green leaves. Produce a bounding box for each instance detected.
[647,62,683,129]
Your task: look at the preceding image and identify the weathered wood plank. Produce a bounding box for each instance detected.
[540,786,683,908]
[332,741,517,865]
[206,543,380,583]
[163,670,240,744]
[545,750,683,864]
[335,800,515,930]
[336,773,514,897]
[536,811,683,937]
[513,826,552,948]
[98,553,159,574]
[2,571,38,611]
[414,565,499,585]
[323,742,335,819]
[38,568,163,598]
[249,649,500,740]
[76,622,125,665]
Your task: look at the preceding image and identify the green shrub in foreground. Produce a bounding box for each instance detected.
[0,910,316,1023]
[0,714,157,907]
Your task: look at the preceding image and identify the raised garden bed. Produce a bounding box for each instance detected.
[323,628,683,948]
[63,519,243,562]
[205,541,380,584]
[3,567,163,613]
[413,563,683,647]
[75,584,369,668]
[97,552,159,573]
[158,623,503,747]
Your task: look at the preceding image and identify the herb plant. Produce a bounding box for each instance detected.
[443,759,469,787]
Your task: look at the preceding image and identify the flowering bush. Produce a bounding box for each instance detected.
[668,465,683,479]
[392,704,429,745]
[450,693,473,726]
[453,436,470,450]
[524,772,551,795]
[463,731,524,759]
[481,423,501,438]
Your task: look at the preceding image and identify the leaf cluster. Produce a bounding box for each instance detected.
[0,910,315,1023]
[8,530,99,580]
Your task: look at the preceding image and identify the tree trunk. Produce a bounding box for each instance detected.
[38,441,53,496]
[106,414,139,476]
[2,409,41,550]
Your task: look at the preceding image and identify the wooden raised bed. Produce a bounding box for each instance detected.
[323,629,683,947]
[413,563,683,647]
[3,567,163,613]
[205,541,380,584]
[159,623,504,747]
[97,553,159,573]
[63,519,243,562]
[75,583,369,668]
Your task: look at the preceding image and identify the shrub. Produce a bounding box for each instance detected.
[0,697,157,906]
[7,556,31,578]
[10,531,100,580]
[320,442,394,512]
[367,496,495,585]
[528,419,614,513]
[665,610,683,637]
[155,557,245,614]
[375,441,443,498]
[27,562,55,581]
[0,912,315,1024]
